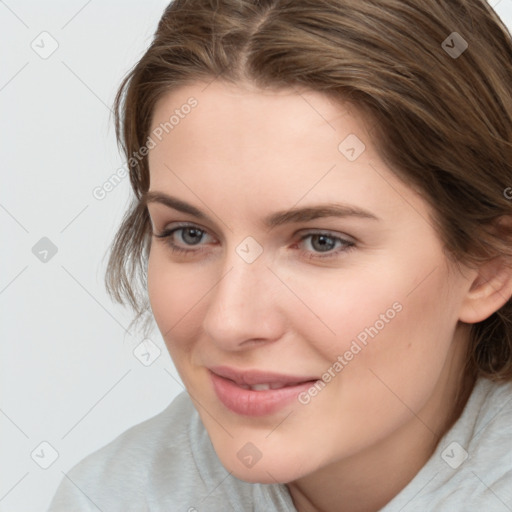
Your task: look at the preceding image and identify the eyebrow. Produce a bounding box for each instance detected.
[142,191,379,228]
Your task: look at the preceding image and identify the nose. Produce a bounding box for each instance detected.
[201,246,287,351]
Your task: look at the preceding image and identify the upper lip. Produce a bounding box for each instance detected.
[209,365,319,386]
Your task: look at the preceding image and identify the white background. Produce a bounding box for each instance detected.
[1,1,512,510]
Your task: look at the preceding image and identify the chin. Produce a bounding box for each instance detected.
[215,446,318,485]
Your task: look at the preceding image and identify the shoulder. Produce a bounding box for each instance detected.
[48,392,294,511]
[383,378,512,511]
[48,392,202,510]
[76,390,196,475]
[445,378,512,509]
[460,378,512,499]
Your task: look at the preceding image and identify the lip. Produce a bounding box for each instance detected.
[209,366,319,417]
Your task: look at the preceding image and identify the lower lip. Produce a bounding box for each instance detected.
[210,371,318,417]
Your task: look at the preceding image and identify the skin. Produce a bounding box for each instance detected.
[144,80,511,512]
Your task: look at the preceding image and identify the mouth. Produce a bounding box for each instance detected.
[208,365,319,416]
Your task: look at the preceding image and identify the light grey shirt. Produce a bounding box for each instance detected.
[48,377,512,511]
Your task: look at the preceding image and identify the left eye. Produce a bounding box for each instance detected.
[296,232,355,259]
[153,225,213,253]
[173,226,206,245]
[302,233,342,252]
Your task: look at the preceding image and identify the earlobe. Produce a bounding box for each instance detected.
[459,256,512,324]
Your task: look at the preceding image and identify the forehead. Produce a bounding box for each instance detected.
[146,80,430,227]
[149,80,372,182]
[149,79,365,148]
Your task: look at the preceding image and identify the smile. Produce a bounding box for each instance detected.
[209,366,319,416]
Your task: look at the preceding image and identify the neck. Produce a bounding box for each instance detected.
[286,324,476,512]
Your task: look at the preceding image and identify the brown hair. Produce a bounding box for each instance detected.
[107,0,512,380]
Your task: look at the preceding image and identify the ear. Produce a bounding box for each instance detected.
[458,254,512,324]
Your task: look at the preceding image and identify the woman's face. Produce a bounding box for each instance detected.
[145,80,475,483]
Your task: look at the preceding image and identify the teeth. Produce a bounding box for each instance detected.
[250,384,271,391]
[232,380,309,391]
[246,383,288,391]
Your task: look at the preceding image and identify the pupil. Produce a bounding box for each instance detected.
[313,235,335,252]
[183,228,202,245]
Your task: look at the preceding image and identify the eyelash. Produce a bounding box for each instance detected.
[153,223,356,260]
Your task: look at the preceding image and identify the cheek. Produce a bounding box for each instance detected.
[271,270,459,462]
[147,250,205,351]
[294,253,456,358]
[147,250,174,330]
[291,261,459,404]
[277,264,407,359]
[366,274,459,391]
[344,275,458,412]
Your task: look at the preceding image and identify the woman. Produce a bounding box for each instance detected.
[49,0,512,510]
